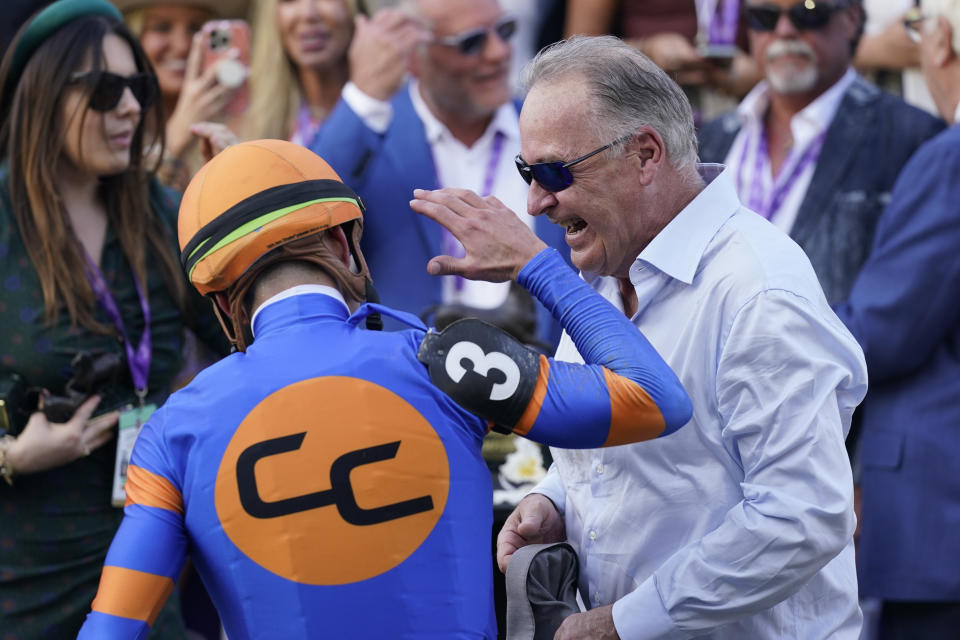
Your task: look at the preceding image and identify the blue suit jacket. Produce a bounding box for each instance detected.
[311,88,572,347]
[834,124,960,600]
[698,77,944,304]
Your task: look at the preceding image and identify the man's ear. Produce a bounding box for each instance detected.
[323,226,352,268]
[626,127,666,186]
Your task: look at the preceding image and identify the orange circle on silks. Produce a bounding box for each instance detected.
[214,376,450,585]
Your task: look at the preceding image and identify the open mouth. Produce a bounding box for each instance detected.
[566,218,588,235]
[299,31,331,52]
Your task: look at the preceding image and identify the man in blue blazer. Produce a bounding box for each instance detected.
[311,0,570,347]
[698,0,942,305]
[833,4,960,637]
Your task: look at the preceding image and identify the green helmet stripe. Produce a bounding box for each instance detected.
[186,197,359,281]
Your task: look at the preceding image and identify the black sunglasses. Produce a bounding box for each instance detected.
[515,135,631,192]
[69,71,157,112]
[435,15,517,56]
[745,1,847,32]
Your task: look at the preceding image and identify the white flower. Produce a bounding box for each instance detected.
[498,438,547,486]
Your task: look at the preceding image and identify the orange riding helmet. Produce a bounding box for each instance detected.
[178,139,369,297]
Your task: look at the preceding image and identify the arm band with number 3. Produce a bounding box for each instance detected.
[418,249,692,448]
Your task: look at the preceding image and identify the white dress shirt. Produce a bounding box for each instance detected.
[724,68,856,233]
[533,165,868,639]
[342,80,533,309]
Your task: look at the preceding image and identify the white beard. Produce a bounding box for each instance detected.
[764,39,820,94]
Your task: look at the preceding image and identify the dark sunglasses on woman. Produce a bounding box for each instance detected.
[745,1,847,32]
[435,15,518,56]
[68,71,158,112]
[514,135,632,192]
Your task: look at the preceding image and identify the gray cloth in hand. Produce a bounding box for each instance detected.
[505,542,580,640]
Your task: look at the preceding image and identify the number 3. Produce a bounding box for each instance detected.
[445,341,521,401]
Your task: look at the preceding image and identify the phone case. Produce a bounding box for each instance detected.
[201,19,251,117]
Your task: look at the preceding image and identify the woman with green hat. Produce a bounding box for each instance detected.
[0,0,227,636]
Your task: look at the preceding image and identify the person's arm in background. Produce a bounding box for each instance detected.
[77,410,188,638]
[854,9,921,73]
[156,32,236,191]
[311,9,427,189]
[564,0,759,97]
[833,133,960,382]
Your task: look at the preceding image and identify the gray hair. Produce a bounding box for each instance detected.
[522,35,699,169]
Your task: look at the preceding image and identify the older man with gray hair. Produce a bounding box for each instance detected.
[430,35,869,639]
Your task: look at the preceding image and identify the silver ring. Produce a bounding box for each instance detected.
[83,445,91,457]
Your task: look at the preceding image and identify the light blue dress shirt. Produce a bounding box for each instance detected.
[534,165,868,639]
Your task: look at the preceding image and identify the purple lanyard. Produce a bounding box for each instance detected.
[740,125,827,220]
[295,102,322,149]
[696,0,738,46]
[441,131,506,291]
[710,0,740,46]
[83,252,152,401]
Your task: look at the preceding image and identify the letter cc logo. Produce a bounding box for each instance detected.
[215,377,449,585]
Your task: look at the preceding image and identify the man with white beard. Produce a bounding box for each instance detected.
[698,0,942,308]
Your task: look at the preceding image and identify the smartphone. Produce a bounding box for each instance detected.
[201,19,251,117]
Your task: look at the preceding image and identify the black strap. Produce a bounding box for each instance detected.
[180,179,362,274]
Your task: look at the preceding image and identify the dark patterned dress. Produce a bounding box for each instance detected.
[0,168,227,639]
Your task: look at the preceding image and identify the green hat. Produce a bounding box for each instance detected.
[3,0,123,101]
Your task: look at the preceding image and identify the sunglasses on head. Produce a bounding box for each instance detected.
[745,1,847,32]
[435,15,518,56]
[515,135,631,193]
[68,71,157,112]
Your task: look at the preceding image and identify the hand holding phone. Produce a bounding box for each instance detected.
[200,19,250,116]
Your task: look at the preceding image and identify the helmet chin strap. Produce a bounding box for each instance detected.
[364,278,383,331]
[209,297,240,352]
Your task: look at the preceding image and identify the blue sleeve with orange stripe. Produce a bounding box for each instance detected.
[514,248,691,447]
[78,416,187,639]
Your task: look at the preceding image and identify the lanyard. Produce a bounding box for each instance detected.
[440,130,506,291]
[295,102,322,149]
[695,0,738,47]
[83,252,152,402]
[739,124,826,220]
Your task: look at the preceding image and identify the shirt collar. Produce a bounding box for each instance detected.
[954,100,960,126]
[633,164,740,285]
[408,79,518,149]
[737,67,858,137]
[250,284,348,338]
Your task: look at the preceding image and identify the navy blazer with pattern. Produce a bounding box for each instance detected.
[698,76,944,304]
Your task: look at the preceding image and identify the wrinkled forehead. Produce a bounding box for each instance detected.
[519,77,600,162]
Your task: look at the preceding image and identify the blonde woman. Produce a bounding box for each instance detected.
[247,0,425,145]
